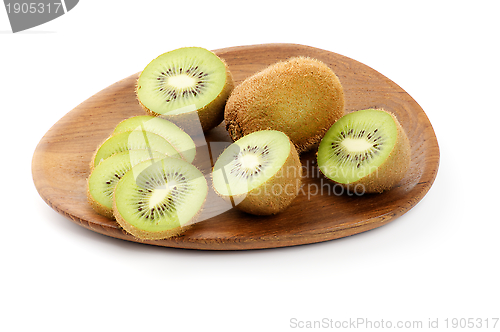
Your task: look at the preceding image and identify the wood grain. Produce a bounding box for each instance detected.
[32,44,440,250]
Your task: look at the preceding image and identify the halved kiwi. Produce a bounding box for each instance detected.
[113,157,208,240]
[317,109,411,193]
[212,130,302,215]
[136,47,234,133]
[91,130,181,169]
[113,115,196,163]
[87,150,167,218]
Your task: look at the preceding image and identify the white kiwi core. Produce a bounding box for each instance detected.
[341,138,373,152]
[240,154,261,171]
[148,186,170,209]
[168,74,197,89]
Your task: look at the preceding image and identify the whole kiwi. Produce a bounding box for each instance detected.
[224,57,345,153]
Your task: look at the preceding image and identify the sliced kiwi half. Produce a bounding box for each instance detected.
[113,157,208,240]
[113,115,196,163]
[87,150,167,218]
[212,130,302,215]
[317,109,411,193]
[91,130,181,169]
[136,47,234,133]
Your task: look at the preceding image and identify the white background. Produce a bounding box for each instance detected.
[2,1,499,331]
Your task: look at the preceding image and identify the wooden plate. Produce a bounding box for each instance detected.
[32,44,439,250]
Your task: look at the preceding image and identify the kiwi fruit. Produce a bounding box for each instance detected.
[212,130,302,215]
[224,57,344,153]
[317,109,411,193]
[136,47,234,133]
[113,157,208,240]
[87,150,167,218]
[113,115,196,163]
[91,130,181,169]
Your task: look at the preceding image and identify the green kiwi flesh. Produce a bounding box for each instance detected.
[87,150,167,218]
[317,109,411,193]
[212,130,302,215]
[113,157,208,240]
[91,130,181,169]
[224,57,344,153]
[136,47,234,132]
[113,115,196,163]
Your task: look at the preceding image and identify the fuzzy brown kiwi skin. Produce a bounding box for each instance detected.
[137,58,234,133]
[87,181,114,219]
[224,56,344,153]
[322,111,411,194]
[89,138,104,172]
[113,209,190,241]
[215,141,302,216]
[89,134,118,171]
